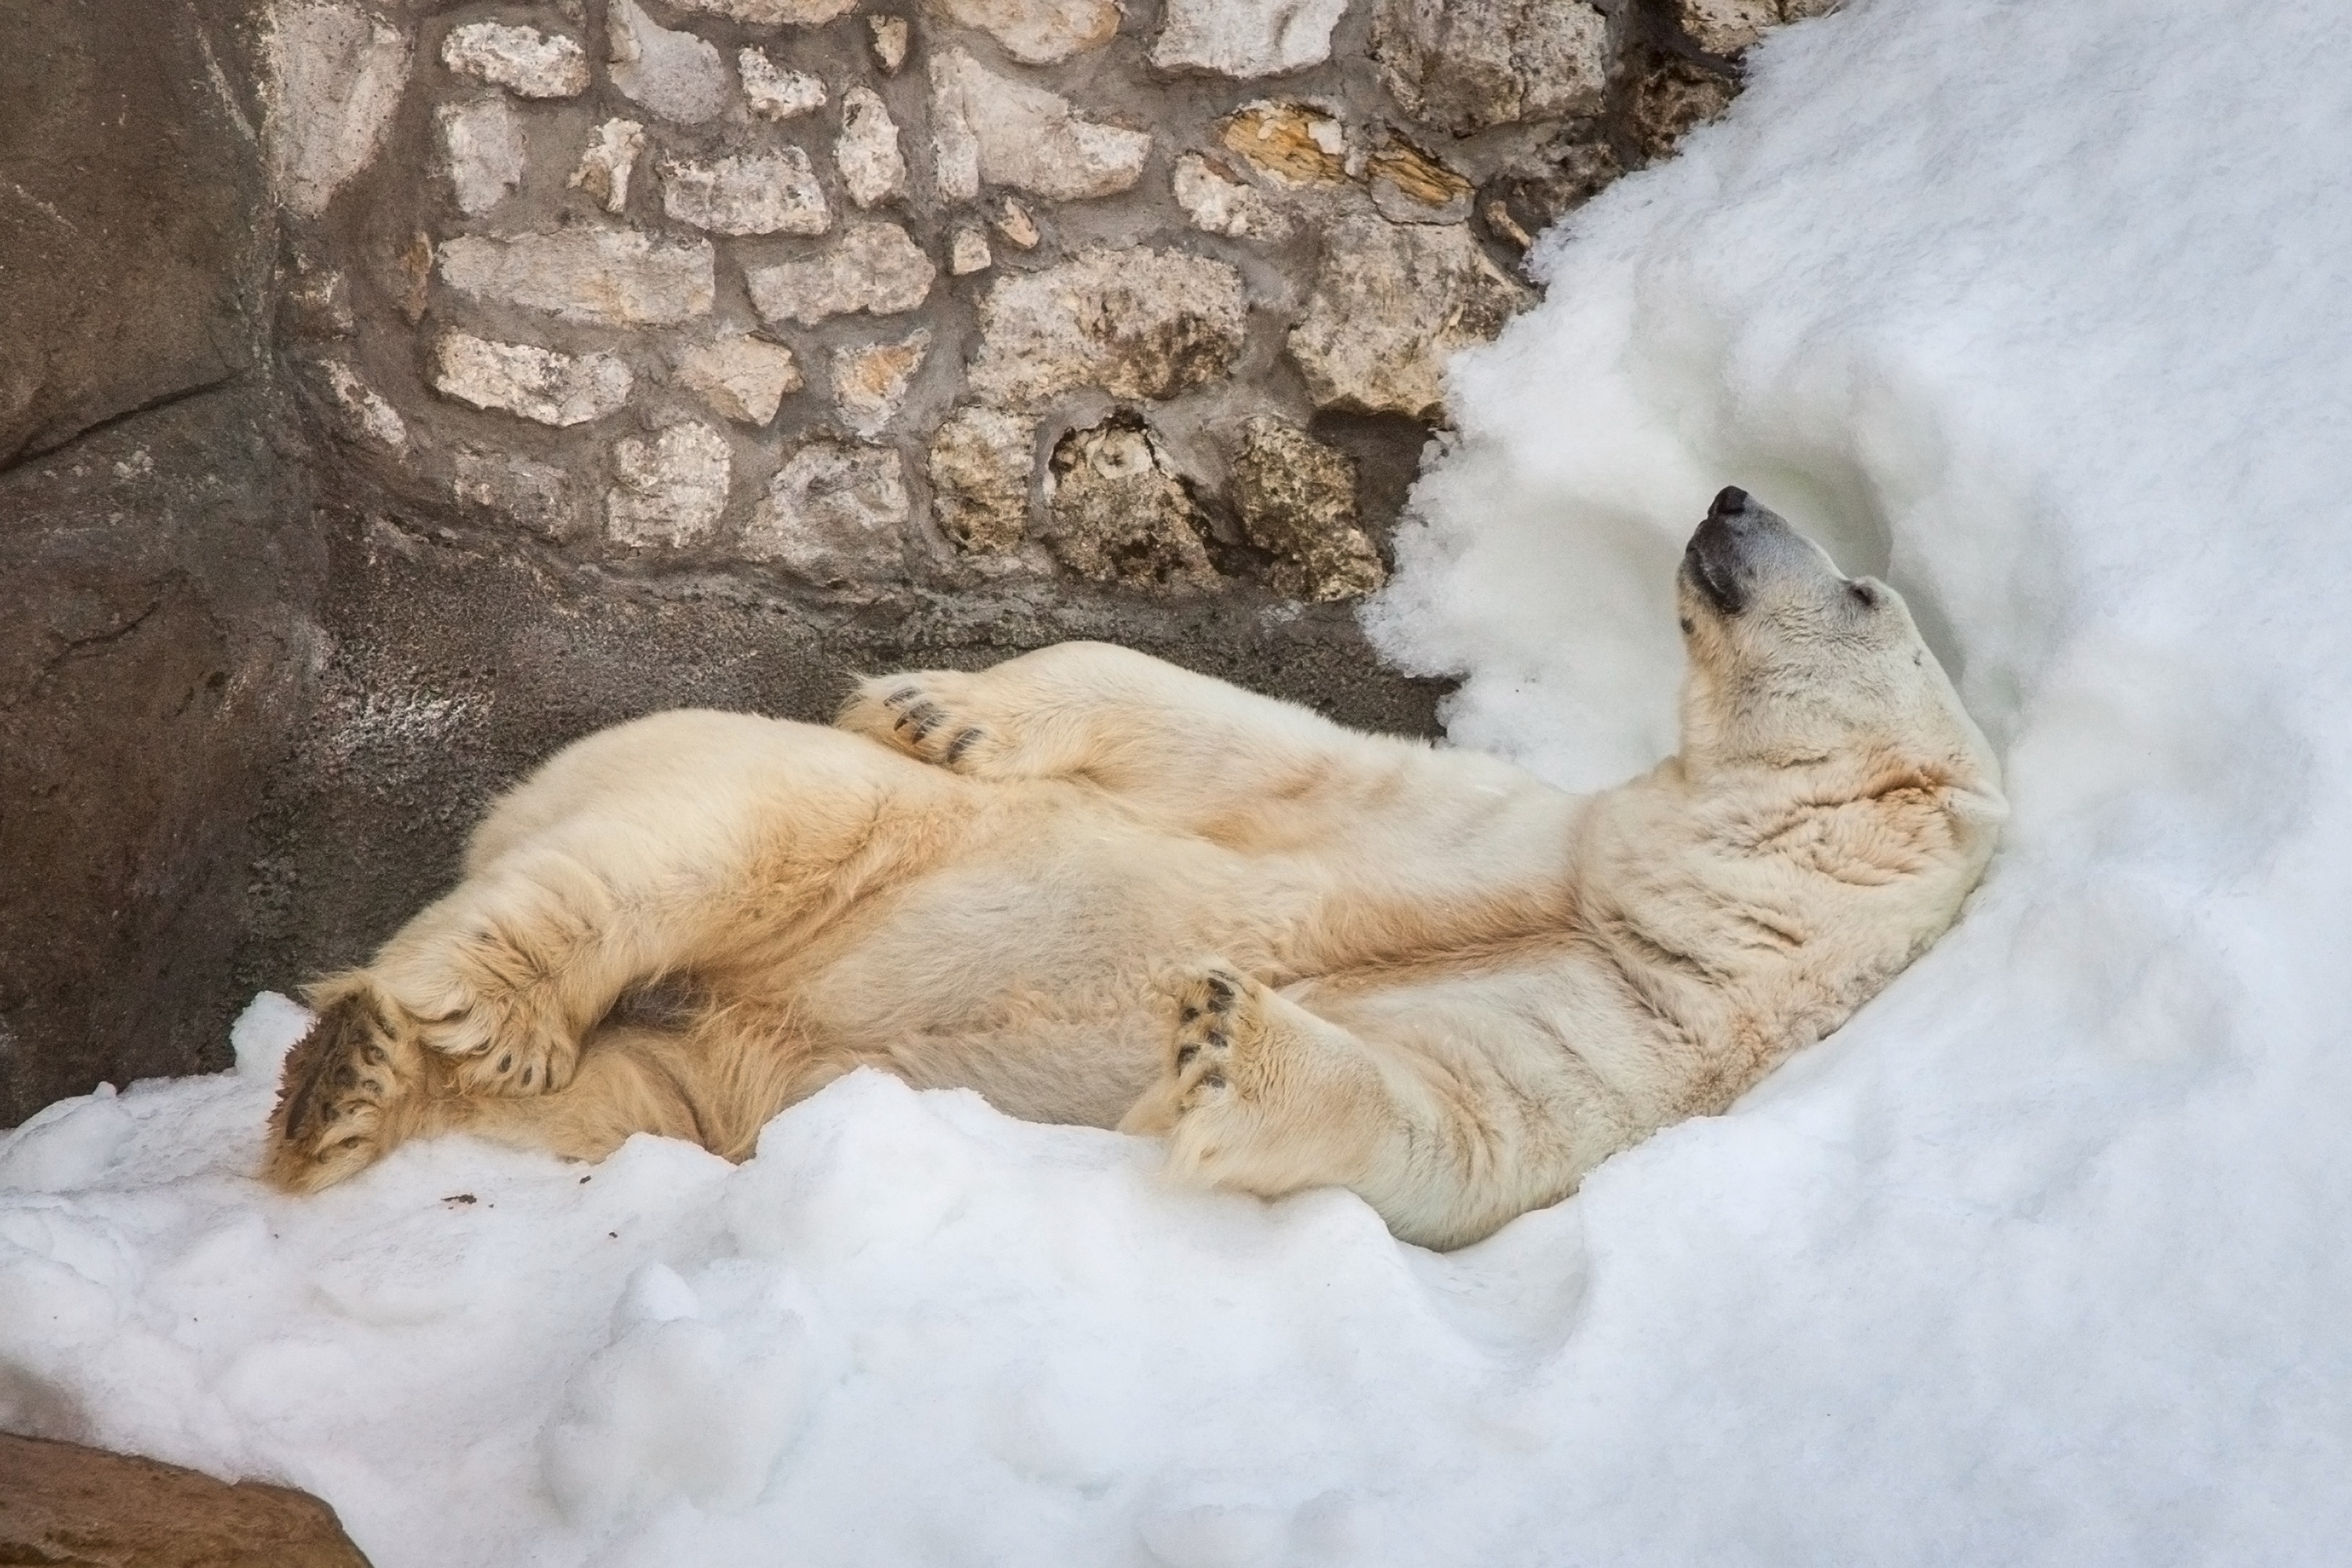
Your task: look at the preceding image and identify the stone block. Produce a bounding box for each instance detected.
[440,21,590,98]
[1365,132,1473,224]
[1287,215,1532,419]
[608,0,729,125]
[1371,0,1608,136]
[1151,0,1350,78]
[833,332,930,437]
[743,442,911,590]
[674,0,860,21]
[746,222,935,326]
[837,86,909,208]
[741,48,828,119]
[0,1432,372,1568]
[1229,417,1385,601]
[263,0,412,216]
[1217,101,1345,186]
[452,445,582,537]
[928,406,1033,552]
[674,336,804,426]
[607,420,733,546]
[321,361,408,449]
[927,0,1119,65]
[930,49,1151,202]
[968,248,1248,408]
[437,97,526,216]
[869,16,911,72]
[1678,0,1779,54]
[1173,152,1286,239]
[661,149,830,235]
[431,331,633,426]
[571,118,648,214]
[437,230,715,325]
[1042,417,1218,590]
[949,226,994,274]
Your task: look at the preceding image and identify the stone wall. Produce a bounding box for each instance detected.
[0,0,1826,1126]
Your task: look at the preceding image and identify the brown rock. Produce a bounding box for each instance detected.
[927,405,1034,552]
[1365,132,1473,224]
[1287,215,1533,419]
[968,248,1249,408]
[1216,101,1345,187]
[0,1431,373,1567]
[1627,53,1739,163]
[1042,416,1218,590]
[1229,417,1385,601]
[832,331,930,437]
[1370,0,1607,136]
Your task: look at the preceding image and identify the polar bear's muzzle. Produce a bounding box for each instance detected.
[1682,487,1834,617]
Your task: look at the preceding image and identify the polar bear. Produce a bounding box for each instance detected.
[266,489,2004,1249]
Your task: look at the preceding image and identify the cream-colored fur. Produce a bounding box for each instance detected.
[265,492,2004,1250]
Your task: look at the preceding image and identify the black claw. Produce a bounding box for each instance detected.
[1179,1004,1200,1022]
[884,685,921,709]
[521,1065,535,1087]
[946,728,983,764]
[1200,1072,1226,1091]
[496,1053,513,1073]
[1205,1029,1226,1050]
[1205,975,1235,1004]
[1177,1044,1200,1067]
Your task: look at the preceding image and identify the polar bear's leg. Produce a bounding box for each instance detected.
[839,641,1406,831]
[1119,964,1587,1250]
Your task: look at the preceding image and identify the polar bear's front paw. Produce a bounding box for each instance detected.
[376,942,581,1098]
[1119,962,1279,1160]
[839,673,1004,773]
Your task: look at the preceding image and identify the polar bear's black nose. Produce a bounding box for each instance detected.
[1709,486,1750,519]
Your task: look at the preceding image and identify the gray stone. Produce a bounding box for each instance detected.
[1229,416,1385,601]
[1287,215,1532,419]
[832,331,930,437]
[661,149,830,235]
[431,331,633,426]
[930,48,1152,202]
[949,225,994,274]
[263,0,412,216]
[1216,100,1346,187]
[452,445,582,538]
[746,221,935,326]
[437,230,715,325]
[869,16,911,72]
[607,420,733,546]
[928,406,1033,552]
[1173,152,1286,239]
[321,360,408,449]
[1042,417,1218,590]
[837,86,909,208]
[927,0,1120,65]
[743,442,910,589]
[440,21,590,99]
[1371,0,1608,136]
[1151,0,1350,78]
[571,118,648,214]
[673,0,859,22]
[608,0,729,125]
[740,48,828,120]
[673,335,804,426]
[969,248,1248,408]
[437,97,526,216]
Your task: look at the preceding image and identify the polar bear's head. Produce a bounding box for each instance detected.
[1675,488,2004,812]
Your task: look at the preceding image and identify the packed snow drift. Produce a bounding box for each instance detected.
[8,1,2350,1562]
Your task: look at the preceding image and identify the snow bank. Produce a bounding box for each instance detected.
[9,1,2352,1561]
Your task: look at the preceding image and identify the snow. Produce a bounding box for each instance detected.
[9,0,2352,1561]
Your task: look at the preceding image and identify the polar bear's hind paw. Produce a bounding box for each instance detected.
[264,987,425,1192]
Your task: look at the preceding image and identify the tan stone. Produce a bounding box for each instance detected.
[570,118,647,214]
[661,149,830,235]
[949,225,993,274]
[836,86,909,207]
[672,0,858,24]
[1172,152,1285,239]
[968,247,1248,408]
[926,0,1118,65]
[745,221,935,326]
[1229,416,1385,601]
[673,336,804,425]
[743,442,910,590]
[263,0,412,216]
[740,48,828,119]
[437,97,526,216]
[992,196,1040,249]
[608,420,733,546]
[927,406,1033,551]
[1677,0,1777,53]
[1371,0,1607,136]
[440,21,590,98]
[930,48,1152,202]
[869,16,911,71]
[608,0,728,124]
[321,360,408,448]
[0,1432,371,1568]
[832,331,930,436]
[1042,417,1218,590]
[430,331,633,426]
[1151,0,1349,78]
[437,230,715,325]
[1365,132,1473,224]
[1287,215,1533,419]
[1216,101,1345,186]
[1628,57,1738,162]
